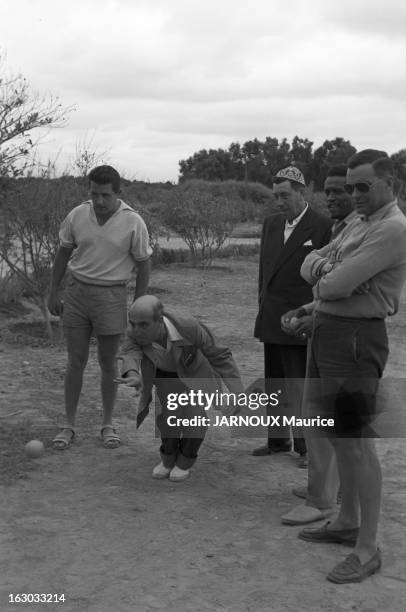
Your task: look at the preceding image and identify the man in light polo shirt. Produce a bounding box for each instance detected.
[48,165,151,450]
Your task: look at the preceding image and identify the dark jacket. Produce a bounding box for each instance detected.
[254,207,333,344]
[120,309,244,425]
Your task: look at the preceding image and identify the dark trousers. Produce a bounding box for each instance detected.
[155,369,207,470]
[264,343,307,455]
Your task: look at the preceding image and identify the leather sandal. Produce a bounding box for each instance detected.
[100,425,121,449]
[52,427,75,450]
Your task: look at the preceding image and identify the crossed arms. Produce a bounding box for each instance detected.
[299,223,404,300]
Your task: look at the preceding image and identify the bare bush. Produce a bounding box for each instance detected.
[0,54,72,177]
[162,180,241,266]
[70,134,111,177]
[0,175,84,337]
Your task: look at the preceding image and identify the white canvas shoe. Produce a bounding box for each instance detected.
[152,462,171,479]
[169,465,190,482]
[281,504,335,525]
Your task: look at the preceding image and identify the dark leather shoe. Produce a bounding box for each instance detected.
[327,550,381,583]
[299,521,359,546]
[252,442,291,456]
[252,444,272,456]
[270,441,292,453]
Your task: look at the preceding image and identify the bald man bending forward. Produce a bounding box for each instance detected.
[116,296,244,482]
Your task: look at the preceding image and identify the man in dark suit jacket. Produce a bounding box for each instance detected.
[253,166,333,462]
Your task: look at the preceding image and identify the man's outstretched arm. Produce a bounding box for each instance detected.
[47,246,74,315]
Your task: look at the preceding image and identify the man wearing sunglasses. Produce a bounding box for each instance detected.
[299,149,406,583]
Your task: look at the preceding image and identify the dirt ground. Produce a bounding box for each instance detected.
[1,258,406,612]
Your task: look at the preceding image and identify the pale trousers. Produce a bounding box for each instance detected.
[302,343,339,509]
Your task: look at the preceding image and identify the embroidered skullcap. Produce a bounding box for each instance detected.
[273,166,306,186]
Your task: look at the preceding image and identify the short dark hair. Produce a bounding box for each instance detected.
[273,177,304,192]
[290,181,305,193]
[347,149,393,179]
[327,164,347,178]
[88,165,121,193]
[372,156,394,179]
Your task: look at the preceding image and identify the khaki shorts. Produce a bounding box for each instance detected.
[62,276,128,335]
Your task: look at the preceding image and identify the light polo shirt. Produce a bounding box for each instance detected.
[145,316,183,372]
[284,203,308,243]
[59,200,152,285]
[301,201,406,319]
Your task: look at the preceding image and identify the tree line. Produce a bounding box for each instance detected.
[179,136,406,193]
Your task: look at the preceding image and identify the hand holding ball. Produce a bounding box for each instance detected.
[25,440,45,458]
[289,317,300,330]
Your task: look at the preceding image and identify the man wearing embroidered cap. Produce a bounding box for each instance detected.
[275,165,307,186]
[47,165,152,450]
[253,165,332,462]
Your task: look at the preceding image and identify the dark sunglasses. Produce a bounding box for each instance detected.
[344,179,382,195]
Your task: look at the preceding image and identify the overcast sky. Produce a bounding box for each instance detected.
[1,0,405,182]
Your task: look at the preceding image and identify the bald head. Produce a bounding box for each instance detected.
[127,295,164,346]
[129,295,164,321]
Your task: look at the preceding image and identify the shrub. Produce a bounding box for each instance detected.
[0,269,25,306]
[152,247,191,265]
[0,176,83,337]
[150,241,260,266]
[305,187,329,215]
[162,180,241,266]
[216,242,260,259]
[223,180,276,221]
[123,197,165,255]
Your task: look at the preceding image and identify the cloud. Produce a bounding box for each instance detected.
[0,0,405,181]
[319,0,406,38]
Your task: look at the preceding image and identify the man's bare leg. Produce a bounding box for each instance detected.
[305,435,339,509]
[64,326,92,426]
[350,438,381,562]
[329,438,380,562]
[97,334,122,428]
[328,438,360,528]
